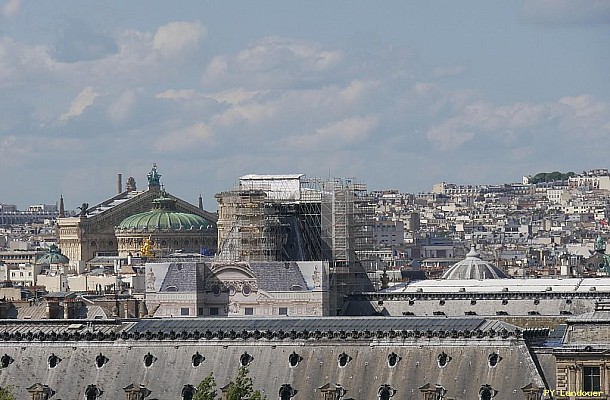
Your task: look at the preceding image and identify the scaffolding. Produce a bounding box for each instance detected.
[215,189,287,262]
[320,178,375,313]
[214,174,375,313]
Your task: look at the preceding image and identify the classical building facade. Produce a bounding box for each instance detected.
[551,302,610,397]
[57,165,217,267]
[144,259,329,318]
[115,191,216,258]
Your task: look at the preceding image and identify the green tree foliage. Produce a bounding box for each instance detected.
[0,368,16,400]
[528,171,575,184]
[225,367,266,400]
[0,388,15,400]
[193,367,266,400]
[193,372,218,400]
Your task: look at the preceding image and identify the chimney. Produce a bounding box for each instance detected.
[117,173,123,194]
[198,194,204,210]
[59,195,65,218]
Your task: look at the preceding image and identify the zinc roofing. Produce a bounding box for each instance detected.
[126,317,490,334]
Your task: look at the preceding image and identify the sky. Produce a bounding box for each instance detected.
[1,0,609,211]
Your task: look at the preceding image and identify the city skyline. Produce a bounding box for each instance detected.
[1,1,609,210]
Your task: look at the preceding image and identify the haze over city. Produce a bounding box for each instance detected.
[1,0,609,210]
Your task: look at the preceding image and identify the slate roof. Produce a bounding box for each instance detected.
[159,262,202,292]
[127,316,492,334]
[249,261,308,292]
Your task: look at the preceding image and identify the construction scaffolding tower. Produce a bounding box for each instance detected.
[320,178,375,314]
[214,174,375,314]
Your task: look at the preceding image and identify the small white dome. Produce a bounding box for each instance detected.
[442,246,508,280]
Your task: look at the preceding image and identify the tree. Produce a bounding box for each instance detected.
[225,367,266,400]
[0,367,15,400]
[193,372,218,400]
[529,171,575,184]
[0,387,15,400]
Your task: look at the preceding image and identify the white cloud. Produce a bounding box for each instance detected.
[281,115,378,150]
[59,86,99,122]
[154,122,214,152]
[427,96,610,151]
[0,37,55,88]
[1,0,20,17]
[207,89,266,106]
[155,89,199,102]
[202,37,342,89]
[153,21,205,57]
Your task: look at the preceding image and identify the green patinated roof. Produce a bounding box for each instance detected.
[116,192,212,232]
[37,244,70,265]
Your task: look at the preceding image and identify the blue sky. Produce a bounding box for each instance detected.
[1,0,609,210]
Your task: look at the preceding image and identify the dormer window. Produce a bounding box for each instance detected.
[48,354,61,369]
[95,353,108,369]
[279,383,298,400]
[378,384,396,400]
[479,384,498,400]
[288,352,303,368]
[84,384,103,400]
[387,352,401,368]
[182,384,196,400]
[488,352,501,368]
[143,352,157,368]
[337,352,352,368]
[240,352,254,366]
[1,354,13,368]
[192,352,205,367]
[438,352,451,368]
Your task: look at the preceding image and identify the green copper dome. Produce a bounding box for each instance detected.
[37,244,70,265]
[117,192,211,232]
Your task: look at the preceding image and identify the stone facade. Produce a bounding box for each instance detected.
[144,260,329,318]
[550,303,610,398]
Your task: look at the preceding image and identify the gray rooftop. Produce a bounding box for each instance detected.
[249,261,309,292]
[159,262,203,292]
[127,316,491,334]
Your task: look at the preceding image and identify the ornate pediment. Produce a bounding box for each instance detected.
[204,279,258,292]
[210,262,255,277]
